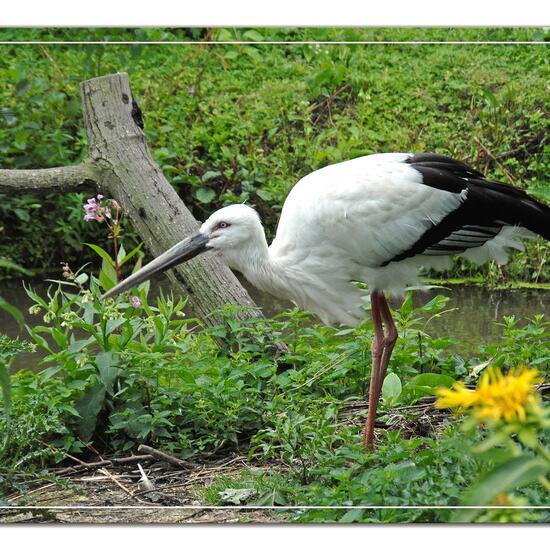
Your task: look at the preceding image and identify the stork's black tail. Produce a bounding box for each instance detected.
[519,194,550,240]
[472,179,550,240]
[404,154,550,241]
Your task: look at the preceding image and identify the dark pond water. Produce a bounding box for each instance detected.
[1,277,548,372]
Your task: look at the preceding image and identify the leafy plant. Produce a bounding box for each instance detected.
[435,366,550,522]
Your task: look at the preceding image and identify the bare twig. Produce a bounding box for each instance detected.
[39,45,66,79]
[98,467,153,505]
[474,136,517,185]
[310,84,351,112]
[53,454,154,476]
[137,444,197,469]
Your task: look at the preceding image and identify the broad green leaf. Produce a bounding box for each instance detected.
[403,373,456,401]
[51,327,67,349]
[382,372,402,403]
[0,258,32,275]
[452,455,550,523]
[40,365,63,381]
[116,243,126,264]
[242,29,264,42]
[215,28,234,41]
[75,383,106,441]
[84,243,115,266]
[195,187,216,203]
[105,318,126,336]
[339,508,364,523]
[99,265,116,291]
[201,170,221,182]
[74,272,89,285]
[0,297,24,328]
[67,337,94,354]
[96,351,120,395]
[253,489,288,506]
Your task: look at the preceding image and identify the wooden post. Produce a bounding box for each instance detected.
[0,72,263,328]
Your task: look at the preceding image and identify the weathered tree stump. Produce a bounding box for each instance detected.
[0,72,263,328]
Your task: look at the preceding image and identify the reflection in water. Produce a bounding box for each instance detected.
[1,276,548,371]
[248,283,549,354]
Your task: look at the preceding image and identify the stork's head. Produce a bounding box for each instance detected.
[101,203,264,300]
[201,204,263,251]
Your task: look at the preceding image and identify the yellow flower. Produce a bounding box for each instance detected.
[435,383,478,409]
[435,366,541,424]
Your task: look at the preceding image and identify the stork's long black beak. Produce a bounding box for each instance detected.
[101,232,210,300]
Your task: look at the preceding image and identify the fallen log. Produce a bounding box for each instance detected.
[0,72,263,329]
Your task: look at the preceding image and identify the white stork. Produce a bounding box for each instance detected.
[103,153,550,447]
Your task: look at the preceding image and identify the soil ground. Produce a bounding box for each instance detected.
[1,455,285,524]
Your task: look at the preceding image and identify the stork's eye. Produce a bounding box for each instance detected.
[217,221,230,229]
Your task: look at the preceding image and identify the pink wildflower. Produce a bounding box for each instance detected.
[83,194,109,222]
[131,296,141,309]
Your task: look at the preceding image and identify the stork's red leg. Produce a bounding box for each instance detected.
[363,292,384,447]
[374,293,399,404]
[363,291,399,448]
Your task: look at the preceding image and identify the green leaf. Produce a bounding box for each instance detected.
[195,187,216,203]
[256,189,272,201]
[105,318,126,336]
[481,89,498,109]
[528,187,550,202]
[517,428,540,449]
[403,373,455,401]
[215,28,234,41]
[0,297,24,328]
[242,29,264,42]
[75,383,106,441]
[0,258,33,275]
[84,243,115,266]
[0,359,11,415]
[382,372,402,403]
[96,351,120,395]
[218,488,257,505]
[119,242,144,266]
[74,272,89,285]
[116,243,126,264]
[339,508,364,523]
[452,455,550,523]
[99,261,117,291]
[399,292,414,316]
[253,489,287,506]
[201,170,221,182]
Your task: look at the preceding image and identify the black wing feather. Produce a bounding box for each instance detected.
[381,154,550,265]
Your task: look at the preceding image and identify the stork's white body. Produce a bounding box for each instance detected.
[212,153,531,326]
[104,151,549,447]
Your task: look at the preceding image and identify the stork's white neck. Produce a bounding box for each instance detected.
[219,231,291,299]
[217,224,366,326]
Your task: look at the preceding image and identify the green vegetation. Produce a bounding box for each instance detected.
[0,28,548,282]
[1,259,549,520]
[0,28,549,522]
[1,214,549,520]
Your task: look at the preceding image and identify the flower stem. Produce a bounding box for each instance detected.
[112,229,122,282]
